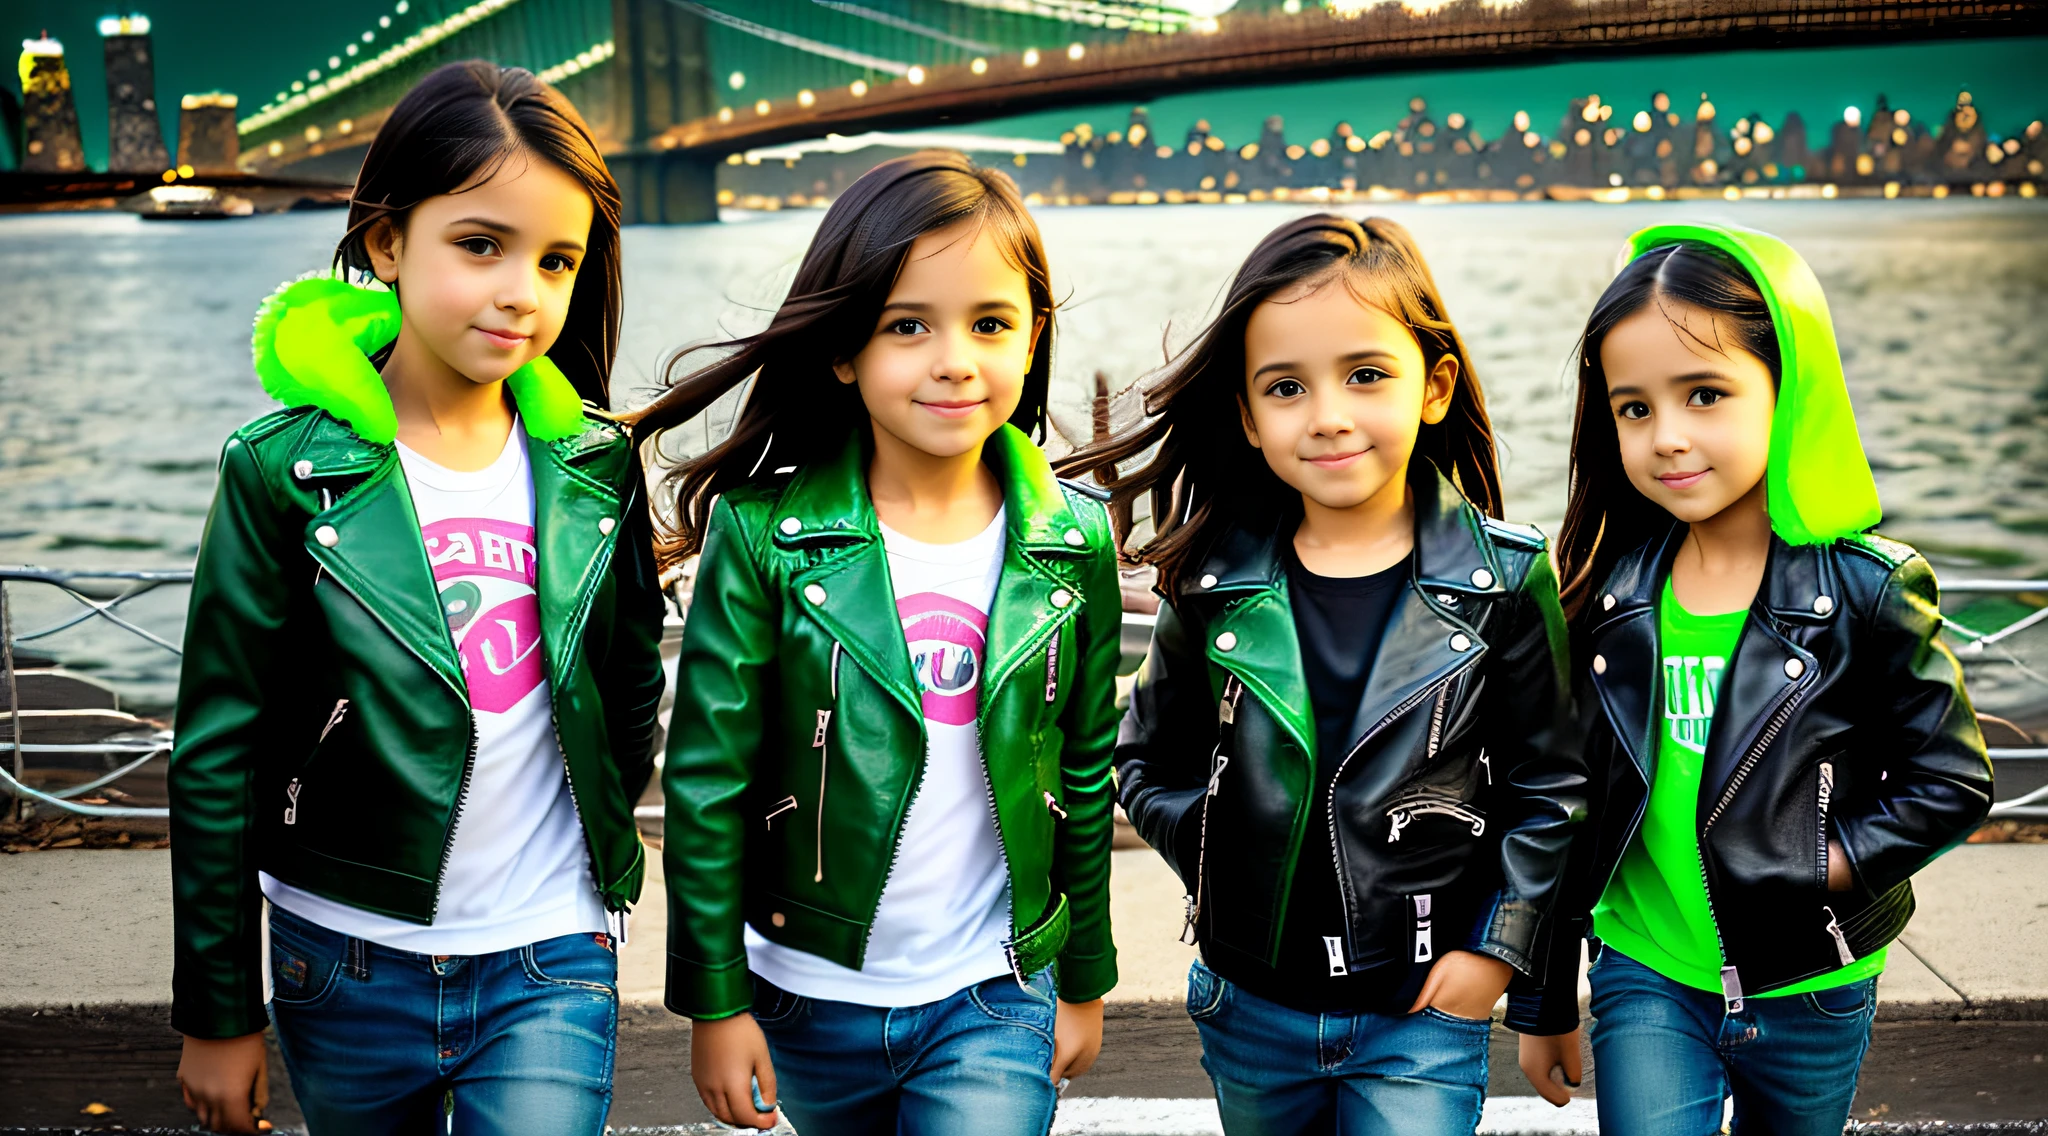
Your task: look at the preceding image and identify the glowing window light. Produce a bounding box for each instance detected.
[1843,106,1862,128]
[1239,143,1258,160]
[850,79,868,97]
[1346,134,1365,152]
[1022,48,1040,67]
[718,106,733,123]
[1513,110,1530,133]
[754,99,771,115]
[346,44,358,56]
[1155,144,1172,159]
[729,71,745,90]
[1067,43,1084,61]
[379,16,391,27]
[328,55,340,68]
[1633,111,1651,132]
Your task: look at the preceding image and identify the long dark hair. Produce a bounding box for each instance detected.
[1554,240,1783,623]
[1056,214,1499,597]
[624,150,1055,559]
[334,60,622,408]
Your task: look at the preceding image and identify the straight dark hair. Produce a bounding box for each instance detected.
[334,60,622,408]
[1056,213,1499,598]
[1554,240,1782,623]
[624,150,1055,559]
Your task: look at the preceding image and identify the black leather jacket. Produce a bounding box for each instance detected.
[1116,473,1586,991]
[1519,526,1992,1034]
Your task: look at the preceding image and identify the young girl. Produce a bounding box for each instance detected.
[170,62,663,1135]
[1521,222,1992,1133]
[627,151,1121,1134]
[1067,214,1585,1133]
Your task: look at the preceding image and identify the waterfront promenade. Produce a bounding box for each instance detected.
[3,843,2044,1132]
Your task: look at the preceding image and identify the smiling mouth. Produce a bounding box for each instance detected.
[1306,448,1370,468]
[917,398,985,419]
[1658,469,1711,489]
[475,327,530,349]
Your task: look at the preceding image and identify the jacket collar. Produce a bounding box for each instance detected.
[1180,468,1501,764]
[251,275,589,447]
[1589,522,1842,631]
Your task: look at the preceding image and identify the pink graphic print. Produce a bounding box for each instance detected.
[898,592,987,727]
[423,518,546,714]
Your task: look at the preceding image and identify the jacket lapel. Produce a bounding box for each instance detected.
[1188,522,1316,762]
[980,427,1089,713]
[531,425,624,684]
[1697,538,1826,810]
[1586,525,1685,779]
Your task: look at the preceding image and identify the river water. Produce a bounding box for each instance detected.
[2,200,2044,709]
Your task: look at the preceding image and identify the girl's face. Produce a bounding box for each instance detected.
[369,154,594,386]
[1239,272,1456,512]
[834,218,1042,461]
[1600,297,1777,525]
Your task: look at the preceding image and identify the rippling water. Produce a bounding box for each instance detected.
[2,200,2044,707]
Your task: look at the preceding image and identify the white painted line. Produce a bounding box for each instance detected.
[1049,1096,1598,1135]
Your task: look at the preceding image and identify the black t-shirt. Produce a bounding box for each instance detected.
[1207,545,1415,1013]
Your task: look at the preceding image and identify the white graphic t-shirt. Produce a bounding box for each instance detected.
[746,509,1015,1007]
[263,420,608,954]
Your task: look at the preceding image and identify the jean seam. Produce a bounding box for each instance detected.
[518,942,617,995]
[966,982,1057,1043]
[268,949,344,1010]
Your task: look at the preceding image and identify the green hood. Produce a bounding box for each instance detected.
[249,275,587,446]
[1625,222,1881,546]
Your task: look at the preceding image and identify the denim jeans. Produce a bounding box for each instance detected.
[265,904,618,1136]
[749,969,1059,1136]
[1588,947,1878,1136]
[1185,959,1490,1136]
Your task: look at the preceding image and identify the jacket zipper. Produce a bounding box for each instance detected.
[1182,674,1242,945]
[1323,655,1481,970]
[1816,760,1835,889]
[1697,680,1811,1010]
[283,779,302,826]
[429,720,480,922]
[1822,905,1855,966]
[815,642,841,884]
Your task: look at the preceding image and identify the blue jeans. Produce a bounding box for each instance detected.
[1185,959,1490,1136]
[1588,947,1877,1136]
[265,905,618,1136]
[749,969,1059,1136]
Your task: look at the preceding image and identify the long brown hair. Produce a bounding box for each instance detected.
[1554,240,1781,623]
[1056,213,1499,597]
[624,150,1055,559]
[334,60,622,407]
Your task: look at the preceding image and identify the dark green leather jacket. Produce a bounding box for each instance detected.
[169,278,666,1039]
[663,424,1121,1019]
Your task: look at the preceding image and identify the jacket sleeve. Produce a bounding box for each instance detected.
[599,477,668,809]
[662,496,776,1020]
[1112,589,1217,889]
[169,436,292,1040]
[1836,553,1992,897]
[1482,549,1590,1031]
[1050,507,1123,1003]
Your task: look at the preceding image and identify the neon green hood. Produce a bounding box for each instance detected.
[1625,222,1881,546]
[249,275,588,446]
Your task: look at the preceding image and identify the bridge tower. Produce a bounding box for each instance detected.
[17,35,86,173]
[100,15,172,174]
[607,0,718,224]
[177,94,240,175]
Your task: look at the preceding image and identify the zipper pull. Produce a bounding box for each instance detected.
[1823,906,1855,966]
[1412,895,1434,962]
[1003,940,1029,990]
[765,796,798,829]
[283,778,301,826]
[1181,894,1199,945]
[1478,750,1492,785]
[1206,752,1231,797]
[1043,791,1068,821]
[1387,810,1411,843]
[1217,675,1242,725]
[813,709,832,748]
[1324,935,1348,977]
[1045,639,1059,704]
[318,698,350,743]
[1721,966,1746,1014]
[608,907,631,946]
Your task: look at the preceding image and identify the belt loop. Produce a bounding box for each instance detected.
[345,936,370,981]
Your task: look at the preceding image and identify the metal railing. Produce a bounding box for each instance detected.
[4,565,2046,821]
[1,566,189,820]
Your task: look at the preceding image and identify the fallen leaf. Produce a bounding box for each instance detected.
[81,1102,113,1115]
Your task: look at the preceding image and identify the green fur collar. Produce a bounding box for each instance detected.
[250,275,588,446]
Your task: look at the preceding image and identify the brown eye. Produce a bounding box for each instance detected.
[1688,388,1724,407]
[1347,367,1391,385]
[1267,379,1306,399]
[456,236,498,257]
[540,253,575,273]
[972,316,1008,334]
[1618,401,1649,420]
[888,318,927,336]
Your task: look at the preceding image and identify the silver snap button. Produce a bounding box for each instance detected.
[1050,589,1073,609]
[780,516,801,535]
[804,584,826,605]
[1437,593,1458,606]
[1602,594,1617,611]
[1813,595,1834,616]
[1064,528,1086,547]
[1215,631,1237,652]
[1199,573,1219,589]
[314,525,339,548]
[1784,658,1806,680]
[597,517,616,536]
[1471,568,1495,589]
[1450,633,1472,652]
[293,459,314,480]
[1592,654,1607,675]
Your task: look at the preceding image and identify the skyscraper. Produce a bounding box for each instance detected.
[100,15,171,173]
[18,36,86,173]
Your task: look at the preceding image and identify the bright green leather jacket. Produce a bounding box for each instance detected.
[663,425,1122,1019]
[169,278,666,1039]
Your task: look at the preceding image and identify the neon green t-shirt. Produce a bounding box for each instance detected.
[1592,577,1886,996]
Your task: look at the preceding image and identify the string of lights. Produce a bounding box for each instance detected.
[238,0,524,135]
